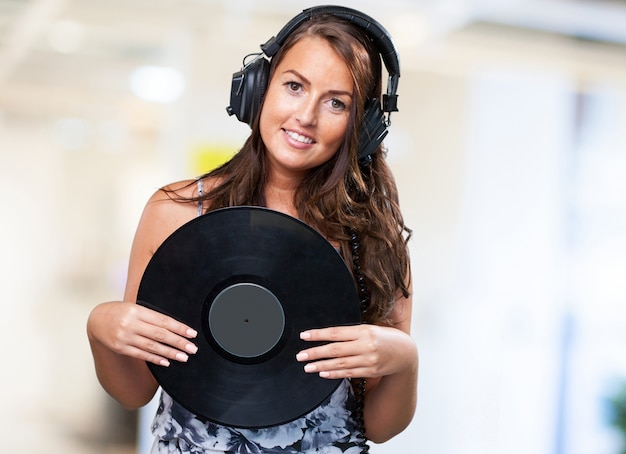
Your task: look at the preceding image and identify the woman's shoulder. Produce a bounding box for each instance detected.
[144,179,197,215]
[159,175,223,197]
[158,178,201,199]
[134,179,203,255]
[141,175,222,232]
[148,175,223,206]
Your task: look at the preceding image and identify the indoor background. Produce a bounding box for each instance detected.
[1,0,625,453]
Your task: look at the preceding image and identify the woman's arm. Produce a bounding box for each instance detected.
[86,183,200,409]
[297,283,418,443]
[360,290,418,443]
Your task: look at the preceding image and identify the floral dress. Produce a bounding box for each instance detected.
[150,379,363,453]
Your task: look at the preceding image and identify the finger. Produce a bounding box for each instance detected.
[130,305,199,355]
[127,331,197,365]
[297,325,377,362]
[133,321,198,356]
[297,343,380,378]
[123,344,174,367]
[296,340,361,362]
[136,306,198,339]
[303,358,374,380]
[300,324,362,342]
[308,348,378,372]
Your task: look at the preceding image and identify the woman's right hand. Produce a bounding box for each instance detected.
[87,301,198,367]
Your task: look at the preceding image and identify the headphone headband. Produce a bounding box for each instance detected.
[263,6,400,76]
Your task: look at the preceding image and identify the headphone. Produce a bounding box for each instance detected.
[226,5,400,164]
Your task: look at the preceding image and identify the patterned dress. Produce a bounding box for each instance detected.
[150,380,363,453]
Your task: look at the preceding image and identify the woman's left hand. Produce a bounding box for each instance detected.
[296,324,415,380]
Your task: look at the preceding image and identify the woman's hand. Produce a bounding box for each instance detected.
[87,301,198,367]
[295,324,416,380]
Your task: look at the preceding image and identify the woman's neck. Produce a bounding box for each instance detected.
[264,169,302,218]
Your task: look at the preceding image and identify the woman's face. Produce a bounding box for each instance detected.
[259,35,353,180]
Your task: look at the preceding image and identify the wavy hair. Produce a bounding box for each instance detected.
[168,14,411,324]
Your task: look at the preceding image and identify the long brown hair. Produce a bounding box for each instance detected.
[168,14,411,324]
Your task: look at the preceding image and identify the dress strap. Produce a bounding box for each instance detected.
[197,178,204,217]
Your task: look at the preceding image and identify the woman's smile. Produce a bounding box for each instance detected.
[283,129,315,145]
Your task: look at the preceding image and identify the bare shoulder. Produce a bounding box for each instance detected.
[139,176,223,251]
[123,178,202,301]
[136,179,201,254]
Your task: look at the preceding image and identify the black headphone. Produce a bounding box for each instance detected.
[226,5,400,164]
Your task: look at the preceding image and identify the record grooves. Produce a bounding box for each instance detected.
[137,206,361,428]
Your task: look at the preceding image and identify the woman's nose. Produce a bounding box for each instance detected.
[295,97,318,126]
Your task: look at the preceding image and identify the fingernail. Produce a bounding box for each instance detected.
[176,352,189,362]
[296,352,308,361]
[187,329,198,338]
[304,364,316,373]
[185,343,198,354]
[319,371,330,378]
[160,359,170,367]
[300,331,311,339]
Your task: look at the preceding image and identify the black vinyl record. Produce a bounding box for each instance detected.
[137,206,361,428]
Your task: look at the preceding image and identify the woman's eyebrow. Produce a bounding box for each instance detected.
[282,69,352,97]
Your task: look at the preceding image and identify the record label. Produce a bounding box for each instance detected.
[208,282,285,358]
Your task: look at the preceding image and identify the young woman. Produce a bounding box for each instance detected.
[87,8,418,453]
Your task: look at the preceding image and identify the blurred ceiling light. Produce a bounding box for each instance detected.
[129,65,186,104]
[48,20,86,54]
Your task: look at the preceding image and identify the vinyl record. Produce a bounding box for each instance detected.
[137,206,361,428]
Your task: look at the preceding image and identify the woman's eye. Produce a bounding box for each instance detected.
[330,98,347,111]
[286,81,301,92]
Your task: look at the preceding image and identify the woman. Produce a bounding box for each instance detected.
[87,8,418,453]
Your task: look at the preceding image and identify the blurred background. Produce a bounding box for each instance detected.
[1,0,626,452]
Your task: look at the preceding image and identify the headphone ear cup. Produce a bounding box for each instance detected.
[358,99,388,164]
[227,57,270,127]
